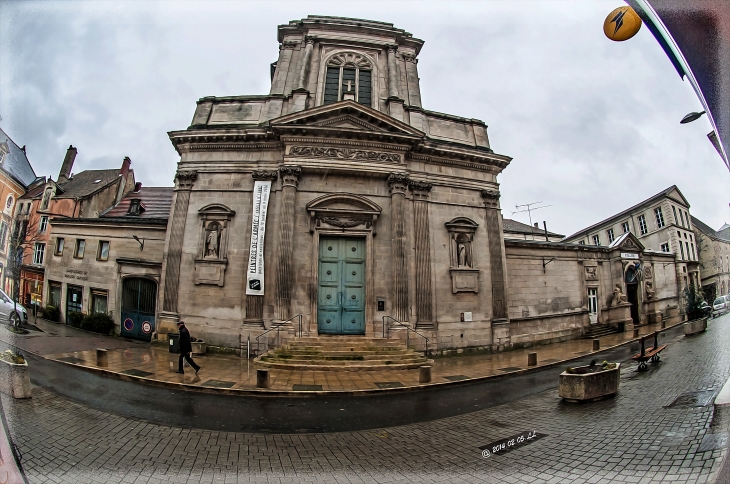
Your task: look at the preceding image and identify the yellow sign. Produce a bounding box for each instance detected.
[603,6,642,42]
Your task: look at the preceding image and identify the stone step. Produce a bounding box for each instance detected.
[282,345,408,352]
[255,358,433,372]
[264,353,422,362]
[279,349,411,356]
[261,355,426,364]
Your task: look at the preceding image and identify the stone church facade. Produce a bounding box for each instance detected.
[157,16,513,351]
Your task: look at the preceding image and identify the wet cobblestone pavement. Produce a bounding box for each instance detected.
[4,313,730,483]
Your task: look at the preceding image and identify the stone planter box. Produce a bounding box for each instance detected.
[191,341,207,355]
[684,317,708,336]
[0,357,31,399]
[559,363,620,402]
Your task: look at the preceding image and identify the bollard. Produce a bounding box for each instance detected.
[256,369,270,389]
[96,348,108,367]
[661,319,666,329]
[527,352,537,366]
[419,365,432,383]
[593,339,600,351]
[633,328,639,338]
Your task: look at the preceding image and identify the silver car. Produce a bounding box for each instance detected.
[713,296,728,316]
[0,289,27,328]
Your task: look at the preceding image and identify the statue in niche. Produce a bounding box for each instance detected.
[456,234,472,268]
[645,281,657,300]
[612,283,628,306]
[204,222,221,259]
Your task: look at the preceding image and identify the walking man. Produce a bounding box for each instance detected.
[176,321,201,374]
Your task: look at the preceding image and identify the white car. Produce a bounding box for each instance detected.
[713,296,728,316]
[0,289,27,328]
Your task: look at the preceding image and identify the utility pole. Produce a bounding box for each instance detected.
[512,201,552,240]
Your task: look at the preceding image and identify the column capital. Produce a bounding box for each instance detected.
[280,40,298,50]
[279,165,302,188]
[304,35,316,45]
[386,44,399,54]
[409,180,432,200]
[401,52,418,63]
[481,188,500,209]
[387,173,410,194]
[252,170,278,181]
[175,170,198,189]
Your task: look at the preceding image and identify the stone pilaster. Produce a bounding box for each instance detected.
[296,37,315,90]
[482,189,510,349]
[410,181,433,327]
[388,173,410,322]
[162,170,197,315]
[244,170,278,324]
[386,44,400,99]
[275,166,302,320]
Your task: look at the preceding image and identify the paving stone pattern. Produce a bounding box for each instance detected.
[6,314,730,483]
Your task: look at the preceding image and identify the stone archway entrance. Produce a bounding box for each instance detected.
[626,266,640,326]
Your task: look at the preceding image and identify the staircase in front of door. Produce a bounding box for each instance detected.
[254,336,431,371]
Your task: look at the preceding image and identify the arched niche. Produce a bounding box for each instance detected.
[194,204,236,286]
[445,217,479,293]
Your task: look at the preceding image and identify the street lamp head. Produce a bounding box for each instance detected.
[680,111,706,124]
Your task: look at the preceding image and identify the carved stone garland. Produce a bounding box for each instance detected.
[288,146,401,163]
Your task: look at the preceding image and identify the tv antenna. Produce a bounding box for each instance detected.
[512,201,552,240]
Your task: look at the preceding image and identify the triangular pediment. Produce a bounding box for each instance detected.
[608,232,645,252]
[270,101,425,138]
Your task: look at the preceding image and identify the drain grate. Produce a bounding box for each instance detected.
[58,356,85,364]
[121,369,153,377]
[292,384,322,391]
[374,382,405,389]
[443,375,470,382]
[542,359,560,363]
[666,390,716,408]
[699,433,729,452]
[497,367,522,373]
[202,380,235,389]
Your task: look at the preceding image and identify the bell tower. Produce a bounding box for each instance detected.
[269,15,425,120]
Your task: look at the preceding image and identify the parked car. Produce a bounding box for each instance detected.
[712,296,728,317]
[699,301,712,318]
[0,289,27,328]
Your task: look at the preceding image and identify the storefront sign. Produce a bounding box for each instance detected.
[246,180,271,296]
[64,269,88,281]
[621,252,639,260]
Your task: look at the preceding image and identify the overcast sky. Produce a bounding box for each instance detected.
[1,0,728,237]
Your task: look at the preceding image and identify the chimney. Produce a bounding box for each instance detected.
[120,157,131,179]
[533,222,539,228]
[58,145,77,183]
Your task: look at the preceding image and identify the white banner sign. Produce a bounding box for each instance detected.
[621,252,640,260]
[246,180,271,296]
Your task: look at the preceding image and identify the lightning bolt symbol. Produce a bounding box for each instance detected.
[611,9,627,35]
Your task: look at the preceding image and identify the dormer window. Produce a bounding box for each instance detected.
[127,198,145,216]
[323,53,372,107]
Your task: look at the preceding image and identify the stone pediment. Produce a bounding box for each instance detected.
[608,232,645,252]
[270,101,425,139]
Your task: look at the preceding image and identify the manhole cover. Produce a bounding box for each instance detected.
[374,382,405,389]
[121,369,153,377]
[444,375,470,382]
[202,380,235,389]
[497,367,522,372]
[292,384,322,391]
[542,358,560,363]
[58,356,85,364]
[699,433,728,452]
[666,390,716,408]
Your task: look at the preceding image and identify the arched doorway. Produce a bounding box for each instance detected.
[120,278,157,342]
[625,266,640,326]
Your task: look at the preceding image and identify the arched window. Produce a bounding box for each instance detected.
[323,53,372,107]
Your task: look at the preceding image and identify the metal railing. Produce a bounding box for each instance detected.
[382,315,429,358]
[253,314,303,358]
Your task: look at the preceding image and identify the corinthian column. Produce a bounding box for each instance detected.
[410,181,433,327]
[481,189,507,320]
[162,170,197,313]
[387,44,400,99]
[388,173,410,322]
[275,166,302,320]
[296,37,315,90]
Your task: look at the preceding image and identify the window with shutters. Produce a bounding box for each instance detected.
[322,53,373,107]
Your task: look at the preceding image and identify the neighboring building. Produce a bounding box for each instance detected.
[0,129,40,293]
[14,146,135,309]
[717,223,730,241]
[44,186,172,334]
[563,186,700,303]
[158,16,517,351]
[692,216,730,302]
[502,218,564,242]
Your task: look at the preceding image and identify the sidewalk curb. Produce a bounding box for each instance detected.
[26,321,688,397]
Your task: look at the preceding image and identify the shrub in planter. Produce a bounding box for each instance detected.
[41,305,60,322]
[68,311,85,328]
[683,285,707,321]
[80,313,115,335]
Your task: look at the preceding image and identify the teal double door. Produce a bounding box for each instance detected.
[318,237,366,335]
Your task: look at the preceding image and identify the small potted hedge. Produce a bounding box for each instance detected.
[683,286,708,335]
[0,350,31,399]
[559,360,620,402]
